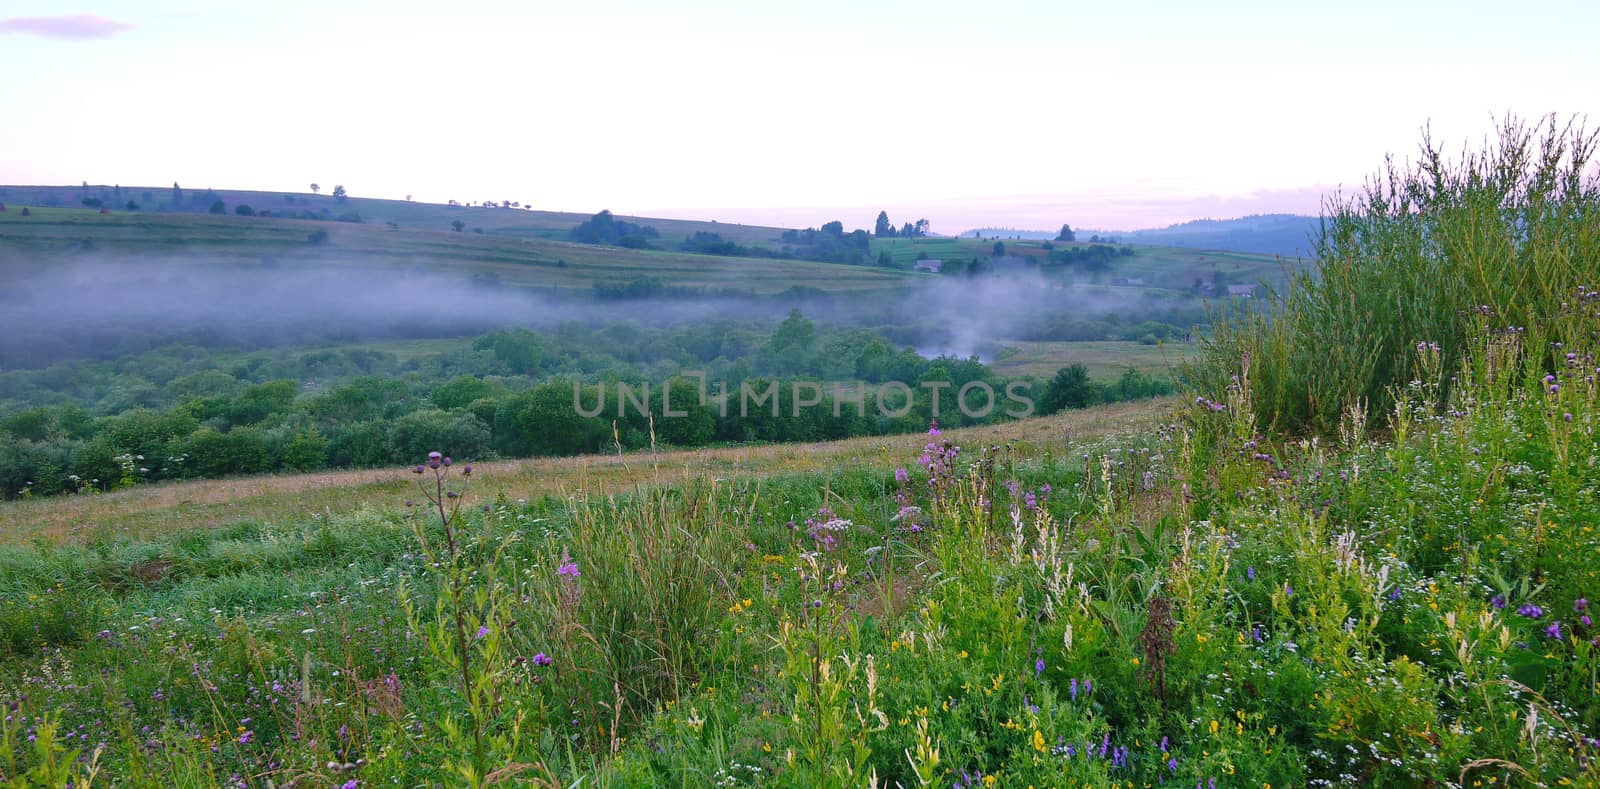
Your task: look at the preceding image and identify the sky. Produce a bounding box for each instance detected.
[0,0,1596,232]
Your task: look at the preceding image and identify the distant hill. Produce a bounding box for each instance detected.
[0,184,794,247]
[960,215,1320,258]
[1115,214,1318,259]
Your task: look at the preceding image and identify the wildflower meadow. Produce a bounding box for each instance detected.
[3,121,1600,787]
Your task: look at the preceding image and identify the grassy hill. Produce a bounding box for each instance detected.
[0,184,794,245]
[0,205,920,295]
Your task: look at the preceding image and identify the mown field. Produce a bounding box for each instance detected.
[0,399,1165,547]
[988,340,1195,381]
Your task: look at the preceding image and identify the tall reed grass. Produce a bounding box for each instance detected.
[1194,116,1600,434]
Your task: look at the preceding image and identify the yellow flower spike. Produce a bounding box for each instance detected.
[1032,730,1046,752]
[1209,720,1219,735]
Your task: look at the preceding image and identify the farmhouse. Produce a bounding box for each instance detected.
[1225,284,1256,298]
[913,259,943,273]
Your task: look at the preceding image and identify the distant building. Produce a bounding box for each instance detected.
[913,259,943,273]
[1111,277,1145,286]
[1225,284,1257,298]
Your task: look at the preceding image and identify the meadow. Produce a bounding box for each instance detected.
[4,119,1597,787]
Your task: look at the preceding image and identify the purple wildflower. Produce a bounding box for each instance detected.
[1582,614,1593,627]
[1070,678,1078,701]
[476,625,489,639]
[1491,594,1506,610]
[557,561,580,579]
[237,731,253,745]
[1577,597,1588,612]
[531,652,552,667]
[427,451,442,469]
[1035,658,1045,678]
[894,467,909,484]
[342,781,359,789]
[1519,603,1545,619]
[1247,566,1255,581]
[1545,621,1563,639]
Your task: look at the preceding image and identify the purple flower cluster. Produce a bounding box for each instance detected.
[1068,677,1094,701]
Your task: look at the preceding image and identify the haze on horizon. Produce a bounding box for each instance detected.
[0,0,1595,233]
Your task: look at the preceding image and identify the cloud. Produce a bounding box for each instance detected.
[0,14,133,39]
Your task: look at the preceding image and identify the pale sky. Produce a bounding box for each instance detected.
[1,0,1595,231]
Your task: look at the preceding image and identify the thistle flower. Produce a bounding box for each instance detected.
[427,451,442,469]
[532,652,552,666]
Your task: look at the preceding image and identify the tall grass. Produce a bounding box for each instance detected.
[1194,115,1600,434]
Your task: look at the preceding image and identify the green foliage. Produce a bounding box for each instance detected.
[1195,116,1600,434]
[570,209,660,247]
[389,409,492,463]
[1040,364,1096,413]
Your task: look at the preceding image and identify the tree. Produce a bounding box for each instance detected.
[125,200,139,211]
[451,220,465,232]
[1040,364,1096,413]
[874,211,895,237]
[310,183,321,194]
[332,185,348,202]
[820,220,844,237]
[914,218,930,238]
[307,228,329,244]
[172,182,183,205]
[901,222,915,237]
[209,199,226,215]
[992,241,1006,257]
[1055,223,1075,242]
